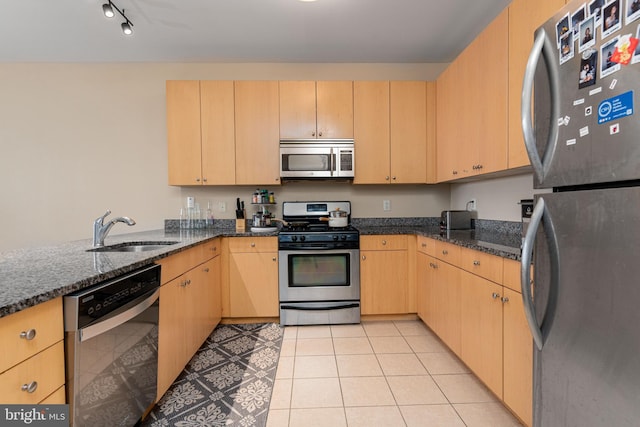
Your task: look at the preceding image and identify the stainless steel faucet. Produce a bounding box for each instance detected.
[93,209,136,247]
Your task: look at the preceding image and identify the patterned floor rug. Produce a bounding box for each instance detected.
[141,323,284,427]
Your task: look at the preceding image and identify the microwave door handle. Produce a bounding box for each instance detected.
[329,147,336,176]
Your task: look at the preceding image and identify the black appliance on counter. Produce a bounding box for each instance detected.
[278,201,360,325]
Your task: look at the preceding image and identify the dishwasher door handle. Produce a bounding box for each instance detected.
[80,288,159,342]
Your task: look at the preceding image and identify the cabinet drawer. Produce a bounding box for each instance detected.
[200,237,221,259]
[39,385,66,404]
[157,241,218,284]
[0,341,65,404]
[460,247,503,283]
[228,236,277,253]
[416,236,436,256]
[503,258,532,293]
[434,241,461,266]
[0,298,63,373]
[360,235,408,251]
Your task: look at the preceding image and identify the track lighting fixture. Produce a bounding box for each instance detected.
[101,1,134,36]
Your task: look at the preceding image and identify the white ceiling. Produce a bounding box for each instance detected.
[1,0,512,63]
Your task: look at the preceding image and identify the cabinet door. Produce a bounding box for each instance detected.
[432,260,461,355]
[279,81,317,139]
[201,81,235,185]
[473,9,508,176]
[234,81,281,185]
[390,81,427,183]
[167,80,202,185]
[460,271,504,397]
[229,251,279,317]
[316,81,353,139]
[192,258,219,348]
[436,58,467,181]
[508,0,566,169]
[158,275,188,399]
[353,81,390,184]
[503,287,533,426]
[361,249,408,315]
[417,252,436,325]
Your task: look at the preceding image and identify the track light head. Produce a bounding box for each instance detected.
[102,3,115,18]
[121,21,133,35]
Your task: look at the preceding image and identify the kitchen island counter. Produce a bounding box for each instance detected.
[0,227,277,318]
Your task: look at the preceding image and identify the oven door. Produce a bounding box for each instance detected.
[278,248,360,302]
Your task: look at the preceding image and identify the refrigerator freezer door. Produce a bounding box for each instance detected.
[524,0,640,189]
[530,188,640,426]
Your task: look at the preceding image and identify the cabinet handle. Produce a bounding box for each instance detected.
[421,243,426,248]
[250,242,256,247]
[385,176,390,181]
[211,246,217,252]
[429,262,438,269]
[272,257,277,262]
[442,250,448,255]
[392,176,397,181]
[381,240,387,245]
[361,255,366,260]
[196,178,201,182]
[21,381,38,393]
[501,296,510,303]
[318,131,323,137]
[203,268,210,273]
[473,260,480,266]
[203,178,208,183]
[452,170,458,175]
[20,329,37,340]
[311,131,316,137]
[491,292,500,299]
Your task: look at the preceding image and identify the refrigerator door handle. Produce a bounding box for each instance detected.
[521,27,560,184]
[521,198,545,350]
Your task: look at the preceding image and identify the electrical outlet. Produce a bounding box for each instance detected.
[383,200,391,211]
[219,202,226,212]
[469,199,477,211]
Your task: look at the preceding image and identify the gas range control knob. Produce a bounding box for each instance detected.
[333,235,339,241]
[341,235,347,240]
[300,235,306,242]
[291,236,298,242]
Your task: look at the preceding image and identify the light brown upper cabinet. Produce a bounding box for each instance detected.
[279,81,353,140]
[437,9,509,182]
[508,0,566,169]
[234,81,281,186]
[354,81,433,184]
[166,80,235,185]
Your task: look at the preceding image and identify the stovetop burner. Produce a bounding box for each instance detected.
[278,201,359,249]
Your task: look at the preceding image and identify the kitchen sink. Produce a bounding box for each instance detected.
[87,241,178,252]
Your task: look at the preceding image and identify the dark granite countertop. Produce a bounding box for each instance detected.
[0,217,520,318]
[0,227,278,318]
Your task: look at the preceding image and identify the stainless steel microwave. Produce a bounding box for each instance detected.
[280,140,354,180]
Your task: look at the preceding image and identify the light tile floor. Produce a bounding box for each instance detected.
[267,320,523,427]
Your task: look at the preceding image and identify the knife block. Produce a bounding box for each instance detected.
[236,219,246,233]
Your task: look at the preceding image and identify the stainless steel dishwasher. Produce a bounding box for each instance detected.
[64,264,160,427]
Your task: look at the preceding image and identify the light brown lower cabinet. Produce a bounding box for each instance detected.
[417,238,532,426]
[226,237,279,318]
[0,297,65,404]
[360,235,409,315]
[157,240,221,400]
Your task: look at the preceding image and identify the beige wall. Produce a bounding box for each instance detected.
[450,173,536,222]
[0,62,453,251]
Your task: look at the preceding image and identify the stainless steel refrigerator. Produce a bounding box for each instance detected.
[521,0,640,425]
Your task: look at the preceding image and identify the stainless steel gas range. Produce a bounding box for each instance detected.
[278,201,360,325]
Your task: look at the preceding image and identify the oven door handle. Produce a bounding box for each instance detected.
[280,303,360,311]
[79,288,159,342]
